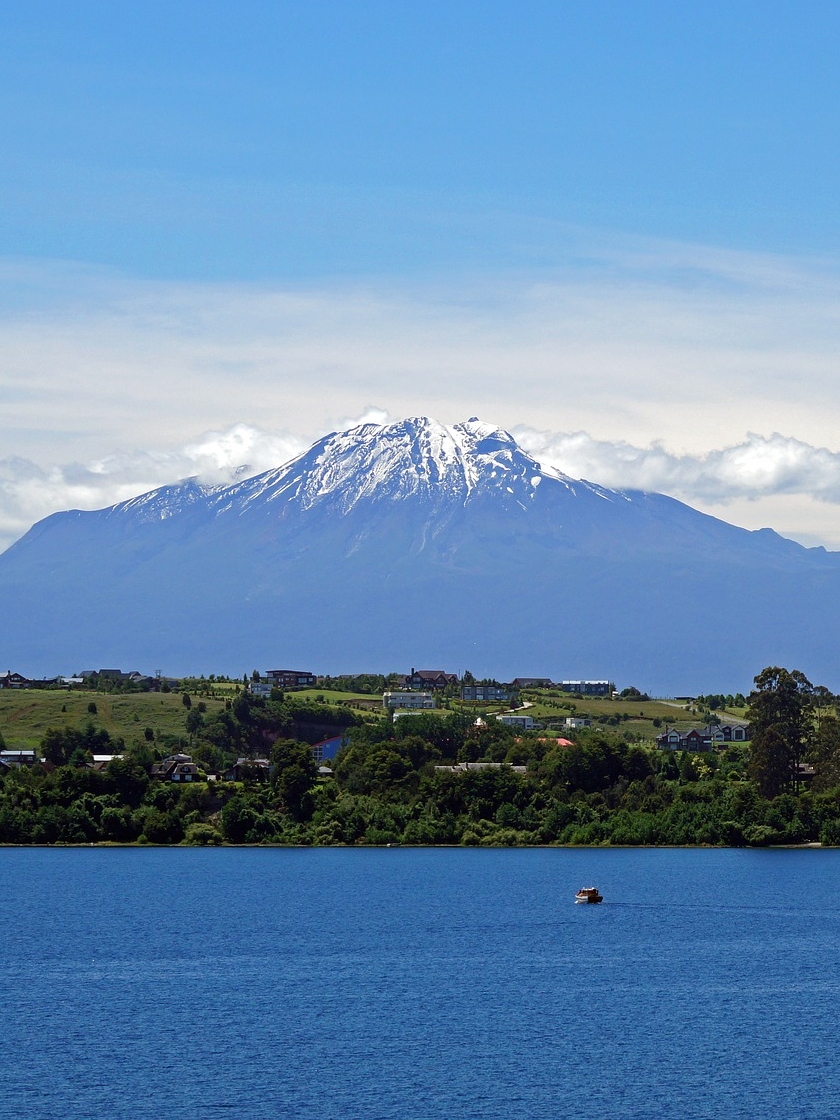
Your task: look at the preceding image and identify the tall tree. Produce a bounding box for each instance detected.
[748,727,790,798]
[747,666,815,792]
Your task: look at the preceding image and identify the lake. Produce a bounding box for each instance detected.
[1,847,839,1119]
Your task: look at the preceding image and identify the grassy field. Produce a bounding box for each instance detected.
[509,691,750,738]
[294,688,383,705]
[0,690,227,750]
[0,685,749,752]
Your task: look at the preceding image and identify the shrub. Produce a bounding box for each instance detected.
[184,822,223,846]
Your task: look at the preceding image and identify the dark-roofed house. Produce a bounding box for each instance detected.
[406,669,458,690]
[656,724,751,751]
[151,753,202,781]
[0,671,32,689]
[656,726,708,751]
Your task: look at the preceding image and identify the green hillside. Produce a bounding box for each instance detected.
[0,689,226,750]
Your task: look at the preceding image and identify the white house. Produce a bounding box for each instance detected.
[497,714,540,730]
[383,691,435,710]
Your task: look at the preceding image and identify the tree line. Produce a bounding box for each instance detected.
[2,666,840,845]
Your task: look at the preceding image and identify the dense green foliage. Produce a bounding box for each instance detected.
[3,666,840,846]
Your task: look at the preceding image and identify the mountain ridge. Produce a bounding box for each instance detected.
[1,415,839,692]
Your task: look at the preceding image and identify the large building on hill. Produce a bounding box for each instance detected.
[265,669,317,690]
[556,680,615,696]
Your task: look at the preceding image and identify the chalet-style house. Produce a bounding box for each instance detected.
[151,753,202,781]
[0,672,31,689]
[403,669,458,691]
[0,671,63,690]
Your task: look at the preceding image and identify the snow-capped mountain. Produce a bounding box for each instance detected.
[2,416,840,692]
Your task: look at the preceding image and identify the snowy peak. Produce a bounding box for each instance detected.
[29,415,628,543]
[450,417,548,498]
[225,415,560,516]
[299,417,469,510]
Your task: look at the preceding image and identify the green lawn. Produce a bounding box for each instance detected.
[294,688,383,704]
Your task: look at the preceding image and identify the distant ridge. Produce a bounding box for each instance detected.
[1,415,839,693]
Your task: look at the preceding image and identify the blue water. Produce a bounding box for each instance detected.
[2,847,840,1119]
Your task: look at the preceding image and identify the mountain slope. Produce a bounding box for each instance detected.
[2,416,839,692]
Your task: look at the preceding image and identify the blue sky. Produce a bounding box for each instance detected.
[6,0,840,275]
[4,0,840,547]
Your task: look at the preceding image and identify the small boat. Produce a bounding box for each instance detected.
[575,887,603,904]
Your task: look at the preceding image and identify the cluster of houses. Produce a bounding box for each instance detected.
[0,731,346,781]
[150,741,342,783]
[0,669,175,691]
[4,662,617,700]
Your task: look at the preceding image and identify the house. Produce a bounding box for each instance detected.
[383,691,435,710]
[249,681,274,698]
[511,677,553,689]
[0,749,40,767]
[497,714,541,730]
[460,684,513,703]
[796,762,816,784]
[405,668,458,691]
[311,736,344,762]
[223,757,272,782]
[656,724,751,751]
[564,717,592,729]
[264,669,317,690]
[718,724,750,742]
[657,728,686,750]
[0,671,32,689]
[556,680,615,696]
[89,754,124,772]
[85,669,153,689]
[151,753,202,781]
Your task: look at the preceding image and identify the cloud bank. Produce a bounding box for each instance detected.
[0,424,305,552]
[516,428,840,506]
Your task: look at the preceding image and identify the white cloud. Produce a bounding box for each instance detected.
[514,428,840,506]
